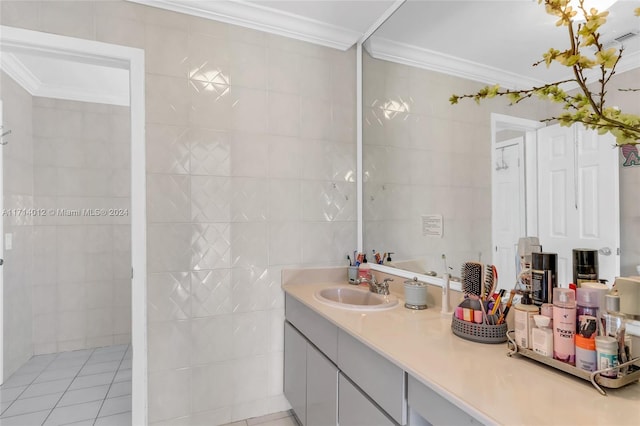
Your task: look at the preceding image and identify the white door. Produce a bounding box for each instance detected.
[492,137,525,290]
[537,124,619,286]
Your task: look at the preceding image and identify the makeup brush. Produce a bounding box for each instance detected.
[497,289,516,325]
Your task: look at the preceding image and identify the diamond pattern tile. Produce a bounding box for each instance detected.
[146,124,190,174]
[147,174,190,223]
[189,128,231,176]
[232,311,268,358]
[192,269,232,317]
[230,223,268,269]
[147,272,191,322]
[191,176,231,222]
[230,266,273,313]
[191,223,231,270]
[231,178,268,222]
[147,224,193,273]
[302,181,355,222]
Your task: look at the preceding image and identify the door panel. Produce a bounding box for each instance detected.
[537,124,619,286]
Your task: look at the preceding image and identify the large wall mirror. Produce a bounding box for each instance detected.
[361,0,640,289]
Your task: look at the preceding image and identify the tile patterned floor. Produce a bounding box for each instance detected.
[0,344,132,426]
[222,410,299,426]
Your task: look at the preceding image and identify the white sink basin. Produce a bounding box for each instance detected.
[314,286,398,311]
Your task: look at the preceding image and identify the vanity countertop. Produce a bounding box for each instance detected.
[282,274,640,426]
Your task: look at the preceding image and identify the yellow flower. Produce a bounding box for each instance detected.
[595,48,619,69]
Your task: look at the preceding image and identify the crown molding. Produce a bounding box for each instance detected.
[1,53,129,106]
[1,52,41,94]
[366,36,640,92]
[364,37,548,90]
[128,0,361,50]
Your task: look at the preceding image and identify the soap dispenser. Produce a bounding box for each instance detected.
[358,255,371,281]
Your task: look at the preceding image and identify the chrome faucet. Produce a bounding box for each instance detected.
[357,274,394,295]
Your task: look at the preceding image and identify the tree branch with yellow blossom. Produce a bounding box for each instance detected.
[450,0,640,146]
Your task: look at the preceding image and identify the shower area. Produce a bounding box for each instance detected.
[0,51,133,423]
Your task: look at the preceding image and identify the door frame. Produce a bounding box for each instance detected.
[0,26,147,425]
[490,113,545,270]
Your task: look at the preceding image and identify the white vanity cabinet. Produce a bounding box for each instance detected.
[284,321,339,426]
[407,376,482,425]
[284,294,405,426]
[284,322,308,424]
[338,374,396,426]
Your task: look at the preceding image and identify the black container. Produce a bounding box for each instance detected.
[531,252,558,306]
[573,249,598,286]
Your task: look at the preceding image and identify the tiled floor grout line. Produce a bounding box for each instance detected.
[92,343,130,426]
[40,347,98,425]
[1,352,61,418]
[1,345,133,425]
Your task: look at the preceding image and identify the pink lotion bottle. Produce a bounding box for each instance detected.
[553,288,577,365]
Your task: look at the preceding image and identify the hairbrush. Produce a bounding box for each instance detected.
[483,265,497,301]
[461,261,483,297]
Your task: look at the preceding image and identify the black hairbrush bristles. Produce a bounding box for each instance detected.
[461,261,483,297]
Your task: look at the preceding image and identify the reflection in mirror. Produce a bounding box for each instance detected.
[361,1,639,285]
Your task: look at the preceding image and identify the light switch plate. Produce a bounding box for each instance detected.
[5,233,12,250]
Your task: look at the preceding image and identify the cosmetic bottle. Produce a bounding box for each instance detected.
[553,288,576,365]
[595,336,619,378]
[531,252,557,306]
[575,288,599,371]
[532,315,553,357]
[576,287,599,338]
[514,293,539,349]
[602,291,629,374]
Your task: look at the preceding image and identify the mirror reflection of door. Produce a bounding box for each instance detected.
[492,118,620,290]
[492,138,525,289]
[537,124,620,286]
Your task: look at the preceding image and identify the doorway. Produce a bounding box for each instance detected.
[0,26,146,425]
[491,113,621,290]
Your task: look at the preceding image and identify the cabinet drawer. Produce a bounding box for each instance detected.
[307,344,338,426]
[285,294,338,362]
[284,322,307,425]
[337,330,406,425]
[407,375,480,425]
[339,373,397,426]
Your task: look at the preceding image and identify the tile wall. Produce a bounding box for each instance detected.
[1,1,357,424]
[1,71,35,378]
[362,53,640,278]
[362,52,552,272]
[8,2,635,425]
[30,97,132,354]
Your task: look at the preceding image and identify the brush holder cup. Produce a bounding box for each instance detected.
[451,299,508,344]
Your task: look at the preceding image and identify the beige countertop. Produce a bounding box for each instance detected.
[282,268,640,426]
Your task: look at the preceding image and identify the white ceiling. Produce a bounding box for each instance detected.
[3,0,638,103]
[368,0,640,88]
[135,0,640,88]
